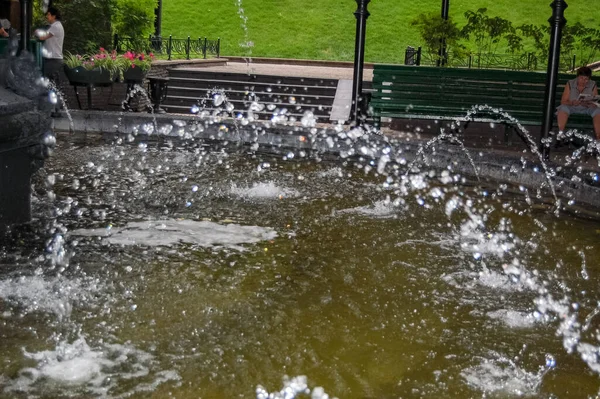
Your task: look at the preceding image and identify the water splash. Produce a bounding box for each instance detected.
[235,0,254,71]
[256,375,336,399]
[47,80,74,131]
[4,335,180,397]
[461,104,560,209]
[406,128,481,181]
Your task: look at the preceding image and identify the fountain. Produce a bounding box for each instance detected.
[3,2,600,399]
[0,37,55,228]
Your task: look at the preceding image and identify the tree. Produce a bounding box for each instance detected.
[411,12,466,66]
[519,22,600,71]
[32,0,156,54]
[461,8,522,58]
[33,0,113,54]
[111,0,156,51]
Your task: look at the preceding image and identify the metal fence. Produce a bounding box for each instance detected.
[114,35,220,60]
[409,48,540,71]
[457,53,539,71]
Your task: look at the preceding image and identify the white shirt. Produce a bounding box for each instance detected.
[43,21,64,59]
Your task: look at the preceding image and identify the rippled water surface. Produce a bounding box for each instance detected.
[1,134,600,398]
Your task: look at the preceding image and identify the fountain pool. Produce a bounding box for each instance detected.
[1,130,600,398]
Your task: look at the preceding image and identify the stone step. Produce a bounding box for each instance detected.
[162,103,331,122]
[169,68,339,88]
[165,76,337,97]
[163,95,332,115]
[166,87,335,107]
[163,68,372,124]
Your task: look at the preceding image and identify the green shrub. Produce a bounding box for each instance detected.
[34,0,113,54]
[111,0,156,45]
[32,0,156,54]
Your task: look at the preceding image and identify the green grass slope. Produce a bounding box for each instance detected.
[163,0,597,64]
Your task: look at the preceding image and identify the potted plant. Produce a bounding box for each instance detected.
[120,51,154,82]
[63,48,119,85]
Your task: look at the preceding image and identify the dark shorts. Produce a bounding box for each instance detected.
[556,104,600,117]
[42,58,63,83]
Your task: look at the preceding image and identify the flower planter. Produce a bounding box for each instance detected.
[64,66,112,86]
[122,67,146,83]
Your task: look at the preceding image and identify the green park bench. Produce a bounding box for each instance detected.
[370,65,594,141]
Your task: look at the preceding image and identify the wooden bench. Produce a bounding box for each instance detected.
[370,65,594,138]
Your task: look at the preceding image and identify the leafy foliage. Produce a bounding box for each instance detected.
[410,13,467,66]
[412,6,598,71]
[461,8,522,55]
[34,0,113,54]
[518,22,600,70]
[64,47,154,79]
[32,0,156,54]
[110,0,156,44]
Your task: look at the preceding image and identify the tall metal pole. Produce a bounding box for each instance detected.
[154,0,163,37]
[437,0,450,67]
[540,0,567,159]
[20,0,30,52]
[351,0,370,125]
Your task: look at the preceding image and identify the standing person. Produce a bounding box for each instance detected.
[556,66,600,140]
[35,6,64,84]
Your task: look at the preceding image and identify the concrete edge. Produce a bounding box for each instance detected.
[221,56,375,70]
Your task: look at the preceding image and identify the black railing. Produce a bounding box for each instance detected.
[463,52,538,71]
[114,34,220,61]
[415,51,539,71]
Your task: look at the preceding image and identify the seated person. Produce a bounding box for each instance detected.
[556,66,600,140]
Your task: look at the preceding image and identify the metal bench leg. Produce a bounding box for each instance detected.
[73,85,82,109]
[87,85,93,110]
[503,124,512,145]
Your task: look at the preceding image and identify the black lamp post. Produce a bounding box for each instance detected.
[20,0,30,52]
[437,0,450,67]
[540,0,567,159]
[155,0,163,38]
[351,0,370,125]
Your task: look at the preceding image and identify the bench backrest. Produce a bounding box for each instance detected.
[372,65,576,117]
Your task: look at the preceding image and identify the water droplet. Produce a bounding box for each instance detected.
[213,93,226,107]
[48,90,58,104]
[301,111,316,128]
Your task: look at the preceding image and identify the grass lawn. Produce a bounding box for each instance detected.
[162,0,598,64]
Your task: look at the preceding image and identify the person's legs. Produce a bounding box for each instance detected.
[557,110,569,131]
[42,58,63,86]
[556,104,571,132]
[42,58,64,114]
[593,113,600,140]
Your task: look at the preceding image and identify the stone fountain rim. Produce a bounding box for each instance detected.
[51,110,600,210]
[0,86,35,116]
